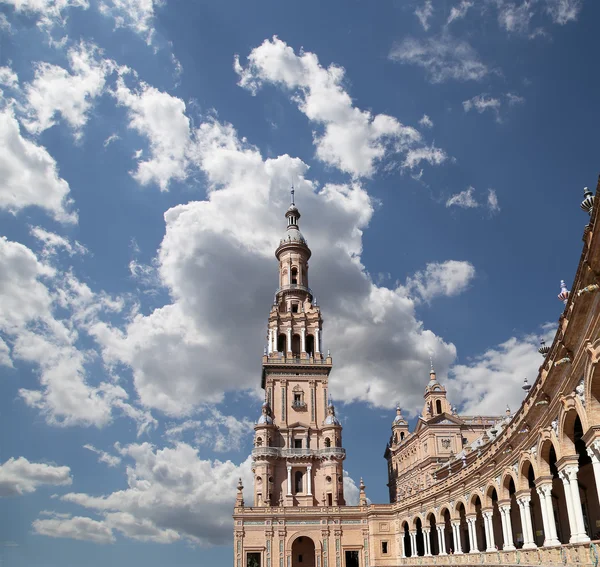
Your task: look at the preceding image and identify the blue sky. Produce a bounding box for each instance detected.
[0,0,597,565]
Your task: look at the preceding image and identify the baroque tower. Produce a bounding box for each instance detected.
[253,190,346,509]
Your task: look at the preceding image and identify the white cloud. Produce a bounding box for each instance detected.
[0,66,18,89]
[0,456,71,496]
[88,118,459,415]
[99,0,163,45]
[83,445,121,467]
[462,93,501,117]
[506,92,526,106]
[418,114,433,128]
[0,0,89,29]
[165,409,253,453]
[447,0,474,24]
[235,36,445,177]
[487,189,500,213]
[446,186,479,208]
[33,513,115,544]
[30,226,87,257]
[103,133,120,147]
[403,260,476,303]
[343,470,361,506]
[22,42,115,139]
[447,325,554,414]
[402,145,447,169]
[0,107,77,223]
[545,0,582,24]
[498,1,535,34]
[415,0,434,30]
[389,34,489,83]
[113,76,191,190]
[0,237,145,428]
[48,442,254,546]
[0,337,12,367]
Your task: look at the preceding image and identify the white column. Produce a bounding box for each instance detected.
[286,328,292,354]
[315,328,320,354]
[286,465,292,496]
[412,531,418,556]
[452,521,463,554]
[500,505,516,550]
[466,518,475,553]
[536,486,551,547]
[587,441,600,510]
[560,467,581,543]
[484,512,496,551]
[519,496,537,549]
[401,534,406,558]
[307,465,312,495]
[423,529,431,556]
[539,484,560,545]
[564,464,591,542]
[437,526,446,555]
[300,327,306,353]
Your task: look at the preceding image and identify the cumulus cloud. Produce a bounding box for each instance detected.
[446,186,479,209]
[0,236,146,428]
[415,0,434,30]
[463,92,525,121]
[99,0,164,45]
[33,513,115,544]
[165,408,253,453]
[30,226,87,257]
[0,107,77,223]
[113,76,191,190]
[447,325,554,414]
[498,1,535,34]
[87,117,461,415]
[83,445,121,467]
[545,0,582,24]
[419,114,433,128]
[446,186,500,214]
[447,0,474,24]
[21,42,116,139]
[42,442,254,546]
[0,456,71,496]
[389,34,489,83]
[235,36,446,177]
[403,261,476,303]
[0,0,89,29]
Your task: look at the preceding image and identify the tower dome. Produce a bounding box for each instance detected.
[257,401,273,425]
[325,399,341,425]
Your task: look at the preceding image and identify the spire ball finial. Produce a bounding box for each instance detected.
[558,280,569,305]
[522,377,531,391]
[538,338,550,356]
[581,186,594,215]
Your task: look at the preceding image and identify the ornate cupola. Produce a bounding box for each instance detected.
[391,404,409,446]
[422,360,452,418]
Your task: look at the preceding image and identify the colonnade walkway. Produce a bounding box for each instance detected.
[395,540,599,566]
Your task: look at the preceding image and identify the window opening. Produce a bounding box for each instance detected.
[295,471,303,493]
[382,541,388,554]
[294,439,302,449]
[436,400,442,414]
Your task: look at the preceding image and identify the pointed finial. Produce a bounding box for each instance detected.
[291,184,295,206]
[506,405,511,416]
[429,356,436,378]
[558,280,569,305]
[538,338,550,356]
[522,377,531,391]
[581,186,594,215]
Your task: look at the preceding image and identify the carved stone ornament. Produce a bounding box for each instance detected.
[575,377,586,407]
[441,438,451,449]
[551,418,559,435]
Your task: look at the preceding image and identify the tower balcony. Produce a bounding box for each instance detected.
[275,283,313,297]
[251,447,346,460]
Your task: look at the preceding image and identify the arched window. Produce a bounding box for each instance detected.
[436,400,442,414]
[291,267,298,285]
[324,437,331,448]
[306,335,315,356]
[277,334,287,353]
[291,334,301,355]
[256,437,263,447]
[400,432,405,441]
[295,471,303,493]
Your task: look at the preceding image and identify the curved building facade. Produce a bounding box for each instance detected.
[233,181,600,567]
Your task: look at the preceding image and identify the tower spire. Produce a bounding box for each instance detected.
[291,183,295,206]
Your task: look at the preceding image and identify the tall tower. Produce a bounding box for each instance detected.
[252,191,346,508]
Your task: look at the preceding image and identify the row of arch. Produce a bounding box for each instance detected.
[276,333,315,356]
[399,407,600,556]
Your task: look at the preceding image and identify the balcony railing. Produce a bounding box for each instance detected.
[251,447,346,459]
[275,284,313,296]
[264,356,330,365]
[292,400,307,410]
